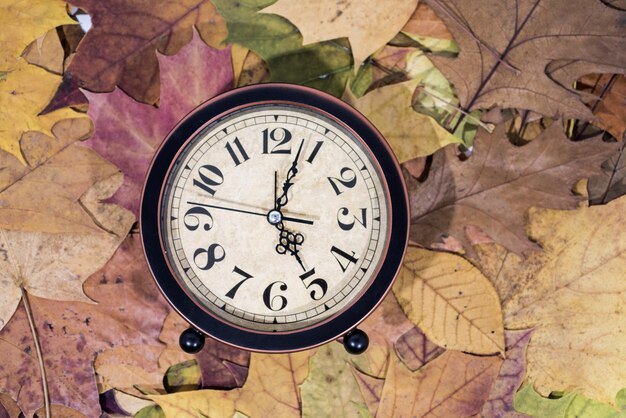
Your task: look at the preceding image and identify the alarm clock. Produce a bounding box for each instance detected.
[141,83,409,353]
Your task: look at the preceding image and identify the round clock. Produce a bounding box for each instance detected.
[141,83,409,353]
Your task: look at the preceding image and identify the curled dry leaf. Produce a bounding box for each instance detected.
[300,343,368,418]
[409,122,619,256]
[353,78,460,162]
[425,0,626,121]
[0,235,171,417]
[45,0,227,111]
[84,29,233,216]
[474,196,626,404]
[0,0,72,69]
[152,351,314,418]
[377,350,502,418]
[262,0,418,70]
[393,246,505,355]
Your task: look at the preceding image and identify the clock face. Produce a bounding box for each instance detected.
[142,84,408,351]
[161,103,389,332]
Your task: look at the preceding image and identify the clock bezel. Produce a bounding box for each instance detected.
[141,83,409,352]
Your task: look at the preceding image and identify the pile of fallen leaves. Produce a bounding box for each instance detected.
[0,0,625,417]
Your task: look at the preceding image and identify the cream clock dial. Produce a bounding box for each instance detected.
[142,84,408,352]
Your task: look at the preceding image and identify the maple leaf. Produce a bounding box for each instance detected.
[0,60,86,163]
[409,122,619,255]
[0,0,73,69]
[0,235,171,417]
[22,29,65,75]
[473,196,626,404]
[213,0,353,98]
[44,0,227,112]
[376,350,502,417]
[84,29,233,216]
[261,0,418,70]
[481,329,534,418]
[152,351,314,417]
[393,246,505,355]
[351,369,384,417]
[425,0,626,123]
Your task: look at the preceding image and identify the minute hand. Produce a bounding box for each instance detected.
[276,139,305,211]
[186,201,314,225]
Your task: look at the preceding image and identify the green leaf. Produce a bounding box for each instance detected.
[214,0,352,97]
[134,404,166,418]
[514,385,626,418]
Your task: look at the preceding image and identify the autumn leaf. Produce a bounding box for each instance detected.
[587,141,626,206]
[0,235,171,417]
[352,369,384,417]
[261,0,418,70]
[300,343,368,418]
[84,29,233,216]
[22,29,65,75]
[473,196,626,404]
[0,0,73,69]
[408,122,619,255]
[393,326,444,371]
[351,78,461,162]
[44,0,227,112]
[576,74,626,141]
[213,0,353,98]
[152,351,314,418]
[400,3,454,46]
[393,246,505,355]
[425,0,626,123]
[354,293,416,377]
[482,329,534,418]
[377,350,502,417]
[0,60,86,163]
[514,385,626,418]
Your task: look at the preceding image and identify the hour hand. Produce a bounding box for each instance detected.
[276,139,305,210]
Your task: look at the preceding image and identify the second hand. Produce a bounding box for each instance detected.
[186,201,314,225]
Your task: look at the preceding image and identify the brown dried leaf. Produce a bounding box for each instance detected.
[409,122,618,255]
[588,141,626,205]
[393,327,445,372]
[0,236,171,417]
[426,0,626,120]
[577,74,626,141]
[46,0,227,111]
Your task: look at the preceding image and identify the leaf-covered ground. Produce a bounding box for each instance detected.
[0,0,625,417]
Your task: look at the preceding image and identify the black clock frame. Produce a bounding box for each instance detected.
[141,83,409,352]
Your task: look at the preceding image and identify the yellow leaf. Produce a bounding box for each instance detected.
[352,79,461,162]
[393,246,505,355]
[475,196,626,404]
[0,60,83,163]
[0,0,73,69]
[261,0,418,70]
[22,29,65,74]
[152,351,314,417]
[231,44,249,87]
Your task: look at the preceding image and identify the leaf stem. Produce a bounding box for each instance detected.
[21,287,51,418]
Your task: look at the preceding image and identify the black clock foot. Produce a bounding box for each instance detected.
[179,327,205,354]
[343,328,369,355]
